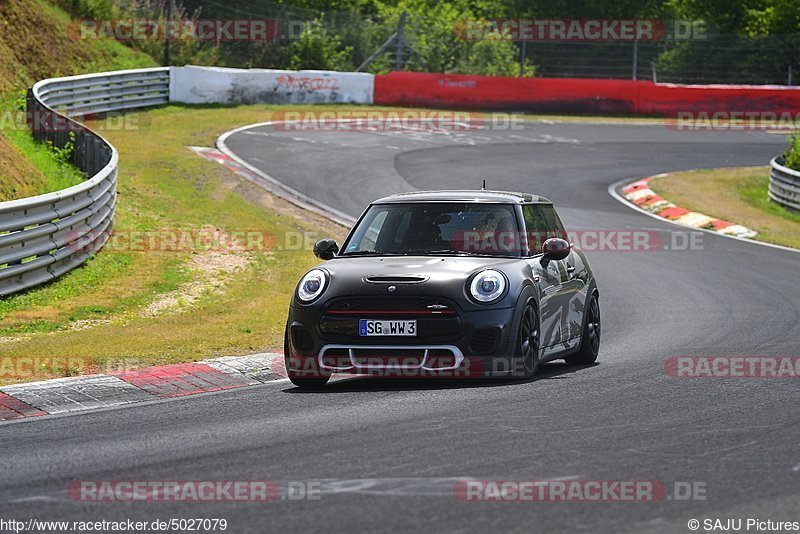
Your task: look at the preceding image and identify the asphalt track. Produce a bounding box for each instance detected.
[2,121,798,533]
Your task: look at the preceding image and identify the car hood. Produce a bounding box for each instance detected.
[296,255,525,311]
[325,255,517,281]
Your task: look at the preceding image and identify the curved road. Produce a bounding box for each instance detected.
[2,121,798,533]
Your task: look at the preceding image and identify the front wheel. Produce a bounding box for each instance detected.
[287,372,330,389]
[514,301,541,378]
[285,324,330,388]
[565,293,600,365]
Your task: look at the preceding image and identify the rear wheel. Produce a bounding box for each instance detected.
[514,301,540,378]
[565,293,600,365]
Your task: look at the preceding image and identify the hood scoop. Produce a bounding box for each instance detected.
[364,275,429,284]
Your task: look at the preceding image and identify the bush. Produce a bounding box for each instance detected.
[457,36,533,77]
[784,133,800,171]
[288,17,353,71]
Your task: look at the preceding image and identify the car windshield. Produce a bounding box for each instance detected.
[342,202,522,257]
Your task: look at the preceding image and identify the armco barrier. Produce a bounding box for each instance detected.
[374,72,800,115]
[0,68,169,297]
[169,66,375,105]
[769,157,800,212]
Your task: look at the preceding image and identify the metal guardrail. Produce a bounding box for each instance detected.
[769,156,800,213]
[0,67,169,297]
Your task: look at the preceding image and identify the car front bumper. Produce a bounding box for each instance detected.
[285,305,519,378]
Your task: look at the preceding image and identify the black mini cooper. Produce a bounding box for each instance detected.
[284,190,600,388]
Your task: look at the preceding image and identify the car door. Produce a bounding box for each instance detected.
[541,205,585,341]
[522,204,567,347]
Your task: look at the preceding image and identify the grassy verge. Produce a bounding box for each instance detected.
[0,0,156,202]
[0,117,87,202]
[649,167,800,249]
[0,103,351,384]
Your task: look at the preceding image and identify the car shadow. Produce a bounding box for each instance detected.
[283,361,599,393]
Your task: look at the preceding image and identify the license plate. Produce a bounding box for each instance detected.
[359,319,417,336]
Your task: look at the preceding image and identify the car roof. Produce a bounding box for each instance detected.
[373,190,552,204]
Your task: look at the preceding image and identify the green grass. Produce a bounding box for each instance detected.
[0,119,86,198]
[0,0,156,201]
[0,103,349,384]
[650,167,800,249]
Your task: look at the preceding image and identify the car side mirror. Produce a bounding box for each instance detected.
[313,239,339,260]
[542,237,570,261]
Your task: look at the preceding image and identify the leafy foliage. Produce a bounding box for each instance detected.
[288,17,353,70]
[784,132,800,171]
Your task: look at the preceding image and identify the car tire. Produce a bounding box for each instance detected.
[287,374,330,389]
[284,324,330,388]
[565,293,600,365]
[514,300,541,378]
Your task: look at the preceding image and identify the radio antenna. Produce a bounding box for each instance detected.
[481,180,486,190]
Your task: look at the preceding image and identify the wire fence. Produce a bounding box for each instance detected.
[522,35,799,85]
[66,0,800,85]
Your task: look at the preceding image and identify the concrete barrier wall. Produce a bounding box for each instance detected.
[170,66,375,105]
[374,71,800,115]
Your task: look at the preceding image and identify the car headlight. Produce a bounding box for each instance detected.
[469,269,506,303]
[297,269,328,302]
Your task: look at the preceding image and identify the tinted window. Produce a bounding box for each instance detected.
[522,204,567,254]
[343,203,521,256]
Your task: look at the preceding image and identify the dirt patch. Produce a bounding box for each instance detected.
[141,228,255,317]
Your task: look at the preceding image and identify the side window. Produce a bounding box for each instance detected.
[541,205,568,241]
[522,205,550,254]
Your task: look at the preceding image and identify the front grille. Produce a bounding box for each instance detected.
[320,296,463,343]
[470,328,499,355]
[318,346,462,371]
[352,348,426,367]
[324,296,457,315]
[291,326,315,352]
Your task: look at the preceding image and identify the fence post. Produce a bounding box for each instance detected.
[395,12,407,71]
[163,0,172,66]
